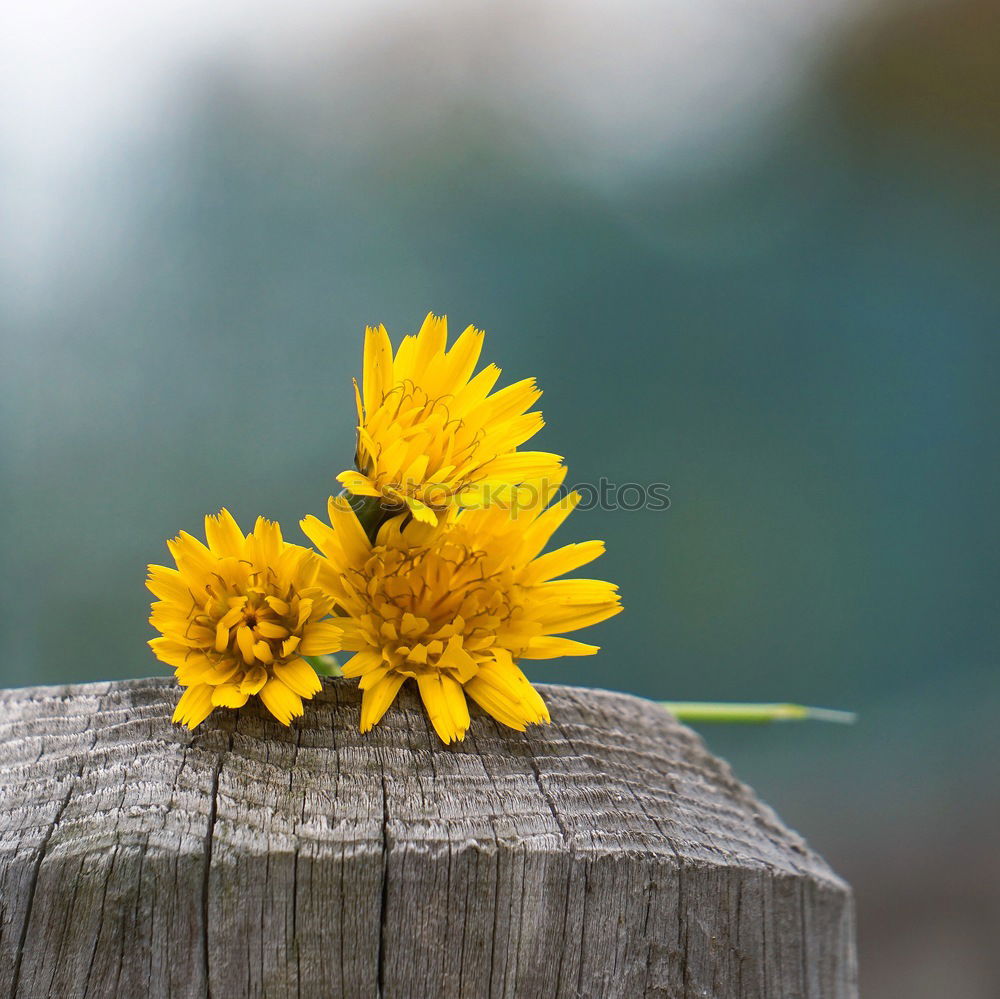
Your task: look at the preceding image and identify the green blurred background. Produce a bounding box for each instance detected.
[3,0,999,993]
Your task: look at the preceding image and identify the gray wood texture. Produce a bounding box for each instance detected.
[0,677,856,998]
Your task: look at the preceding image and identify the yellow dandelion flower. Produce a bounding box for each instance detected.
[147,509,343,729]
[301,484,622,744]
[337,312,564,525]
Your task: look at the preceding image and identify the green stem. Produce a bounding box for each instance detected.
[660,702,857,725]
[342,489,404,544]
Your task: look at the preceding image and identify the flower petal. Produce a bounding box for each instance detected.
[211,683,249,708]
[360,673,406,732]
[172,684,216,729]
[272,657,323,698]
[416,673,470,744]
[258,677,304,726]
[299,621,343,656]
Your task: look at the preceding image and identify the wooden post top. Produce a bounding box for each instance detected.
[0,677,857,998]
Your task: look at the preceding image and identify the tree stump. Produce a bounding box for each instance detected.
[0,677,856,998]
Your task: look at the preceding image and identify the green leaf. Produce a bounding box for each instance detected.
[343,489,403,544]
[660,702,857,725]
[305,654,343,678]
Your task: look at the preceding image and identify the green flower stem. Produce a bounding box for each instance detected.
[660,702,857,725]
[341,489,404,544]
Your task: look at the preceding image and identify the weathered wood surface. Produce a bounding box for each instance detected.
[0,677,856,998]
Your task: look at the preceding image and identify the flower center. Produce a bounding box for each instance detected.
[362,383,485,504]
[351,539,522,679]
[188,583,305,672]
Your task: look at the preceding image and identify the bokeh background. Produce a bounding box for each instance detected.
[3,0,999,993]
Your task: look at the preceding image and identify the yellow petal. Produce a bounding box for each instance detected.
[240,665,269,695]
[256,620,288,640]
[518,541,606,585]
[437,635,478,683]
[211,683,250,708]
[353,376,364,424]
[217,604,244,630]
[462,678,528,731]
[336,470,382,498]
[149,638,198,670]
[265,595,290,616]
[393,333,419,377]
[204,508,246,558]
[341,650,384,678]
[411,312,448,380]
[201,660,242,685]
[476,376,541,425]
[519,637,600,660]
[272,657,322,698]
[451,362,501,413]
[518,490,580,562]
[172,684,216,729]
[440,673,471,736]
[362,323,394,414]
[416,673,469,744]
[236,625,256,663]
[443,324,485,389]
[167,532,217,586]
[406,497,438,525]
[295,597,314,630]
[258,677,304,726]
[357,663,395,690]
[214,619,231,653]
[534,602,623,632]
[474,652,550,725]
[145,565,192,604]
[249,517,283,567]
[174,658,217,686]
[299,620,343,656]
[328,496,373,566]
[536,579,622,603]
[359,672,406,732]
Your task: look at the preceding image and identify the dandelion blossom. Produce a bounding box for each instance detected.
[147,510,342,728]
[337,312,564,525]
[301,489,622,743]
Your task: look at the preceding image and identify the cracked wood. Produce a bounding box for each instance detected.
[0,677,857,998]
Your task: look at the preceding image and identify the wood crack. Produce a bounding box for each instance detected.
[8,695,102,999]
[375,767,391,999]
[200,724,233,999]
[0,677,856,999]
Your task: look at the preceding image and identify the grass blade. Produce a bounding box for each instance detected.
[660,702,857,725]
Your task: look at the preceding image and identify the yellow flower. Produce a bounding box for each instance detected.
[337,312,564,525]
[147,510,342,729]
[301,485,622,743]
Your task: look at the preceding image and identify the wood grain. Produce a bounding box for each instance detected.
[0,677,856,998]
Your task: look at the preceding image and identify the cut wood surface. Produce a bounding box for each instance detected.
[0,677,857,998]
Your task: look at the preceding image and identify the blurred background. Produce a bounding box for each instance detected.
[3,0,999,993]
